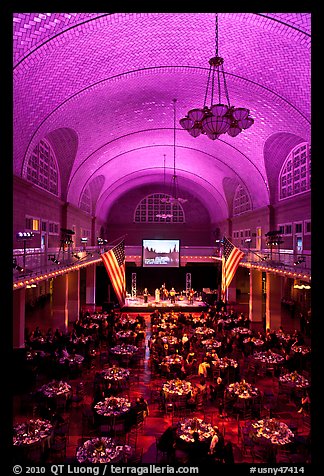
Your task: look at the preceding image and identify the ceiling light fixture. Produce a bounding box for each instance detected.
[180,13,254,140]
[169,99,187,204]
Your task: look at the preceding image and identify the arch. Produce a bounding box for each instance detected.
[264,132,307,204]
[133,193,186,224]
[23,137,60,196]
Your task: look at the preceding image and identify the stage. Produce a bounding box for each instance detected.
[122,295,208,312]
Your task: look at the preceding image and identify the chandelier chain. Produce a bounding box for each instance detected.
[215,13,219,57]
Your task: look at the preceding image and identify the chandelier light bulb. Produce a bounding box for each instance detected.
[180,13,254,140]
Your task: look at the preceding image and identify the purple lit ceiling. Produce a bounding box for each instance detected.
[13,13,311,223]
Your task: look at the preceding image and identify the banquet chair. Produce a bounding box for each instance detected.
[251,444,275,463]
[155,435,169,463]
[55,395,68,413]
[276,446,293,463]
[127,428,138,450]
[127,447,143,464]
[48,435,67,462]
[24,444,45,464]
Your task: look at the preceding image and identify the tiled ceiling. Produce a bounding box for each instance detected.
[13,12,311,222]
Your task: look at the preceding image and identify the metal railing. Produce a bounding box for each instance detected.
[13,245,311,283]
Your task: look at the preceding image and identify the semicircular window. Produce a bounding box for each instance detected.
[134,193,185,223]
[279,143,311,200]
[233,184,251,216]
[80,186,92,215]
[25,138,59,196]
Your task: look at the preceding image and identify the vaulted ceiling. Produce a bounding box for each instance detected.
[13,12,311,223]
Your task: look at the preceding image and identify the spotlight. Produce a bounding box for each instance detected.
[97,237,108,246]
[14,265,24,272]
[16,231,35,240]
[294,257,305,266]
[50,257,60,264]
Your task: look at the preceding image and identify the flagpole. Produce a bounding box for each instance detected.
[223,237,226,305]
[105,234,128,248]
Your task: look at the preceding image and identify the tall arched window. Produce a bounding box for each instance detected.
[80,187,92,214]
[134,193,185,223]
[25,139,59,196]
[279,143,311,200]
[233,184,251,216]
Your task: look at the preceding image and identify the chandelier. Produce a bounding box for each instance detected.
[179,13,254,140]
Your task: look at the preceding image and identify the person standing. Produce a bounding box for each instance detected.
[169,287,176,304]
[143,288,149,304]
[155,288,160,303]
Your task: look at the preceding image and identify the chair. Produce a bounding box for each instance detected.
[241,433,254,458]
[48,435,67,461]
[155,435,168,463]
[128,447,143,464]
[276,446,293,463]
[134,411,145,432]
[127,428,138,451]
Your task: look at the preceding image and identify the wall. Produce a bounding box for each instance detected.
[273,192,311,252]
[13,176,63,249]
[13,176,94,251]
[106,185,214,246]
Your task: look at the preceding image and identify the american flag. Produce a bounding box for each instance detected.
[101,240,126,307]
[221,237,244,302]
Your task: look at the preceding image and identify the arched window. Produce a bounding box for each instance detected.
[80,187,92,214]
[279,143,311,200]
[233,184,251,216]
[134,193,185,223]
[25,139,59,196]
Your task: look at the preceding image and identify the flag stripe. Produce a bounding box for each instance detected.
[100,241,126,307]
[221,237,244,302]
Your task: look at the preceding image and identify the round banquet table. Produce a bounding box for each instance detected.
[201,338,222,350]
[38,380,72,408]
[161,335,179,346]
[76,437,133,463]
[194,327,215,336]
[161,354,183,368]
[290,344,311,356]
[232,327,252,336]
[115,330,137,342]
[110,344,138,357]
[162,379,192,400]
[13,418,54,461]
[213,357,238,371]
[94,396,131,419]
[117,314,137,327]
[243,337,264,347]
[252,350,285,368]
[279,371,310,389]
[99,367,130,392]
[39,380,72,399]
[246,418,294,446]
[226,380,260,400]
[58,353,84,366]
[176,417,217,444]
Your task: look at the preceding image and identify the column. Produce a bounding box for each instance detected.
[249,269,263,324]
[266,272,283,330]
[52,274,69,332]
[13,287,26,349]
[86,263,97,311]
[227,274,237,304]
[68,269,80,324]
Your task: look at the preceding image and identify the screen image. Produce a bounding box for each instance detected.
[142,239,180,268]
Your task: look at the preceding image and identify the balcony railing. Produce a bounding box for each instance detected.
[13,245,311,284]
